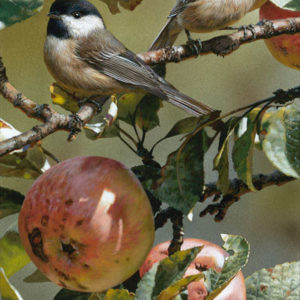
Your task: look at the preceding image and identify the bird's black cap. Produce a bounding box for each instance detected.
[47,0,102,39]
[49,0,102,18]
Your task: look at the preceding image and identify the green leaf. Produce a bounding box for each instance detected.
[271,0,300,10]
[135,94,162,131]
[214,117,239,194]
[136,247,202,300]
[246,261,300,299]
[0,268,23,300]
[0,0,43,30]
[153,130,209,215]
[205,234,250,300]
[23,268,49,283]
[0,222,30,278]
[99,0,145,14]
[232,116,257,191]
[158,274,204,300]
[0,146,49,179]
[132,165,161,183]
[117,93,145,125]
[261,102,300,178]
[88,293,105,300]
[54,289,90,300]
[165,117,198,139]
[0,187,24,219]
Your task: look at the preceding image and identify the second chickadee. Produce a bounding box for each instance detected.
[149,0,267,50]
[44,0,216,117]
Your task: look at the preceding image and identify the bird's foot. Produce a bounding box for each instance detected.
[78,95,110,113]
[222,25,257,39]
[185,30,202,55]
[238,24,257,39]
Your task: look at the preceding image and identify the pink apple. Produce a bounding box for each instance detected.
[259,1,300,70]
[19,156,154,292]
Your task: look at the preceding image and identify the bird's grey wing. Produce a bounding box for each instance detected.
[77,33,166,98]
[77,31,216,117]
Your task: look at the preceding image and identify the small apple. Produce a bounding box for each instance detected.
[259,1,300,70]
[19,156,154,292]
[140,238,246,300]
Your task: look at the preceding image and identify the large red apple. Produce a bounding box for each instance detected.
[140,238,246,300]
[18,156,154,292]
[259,1,300,70]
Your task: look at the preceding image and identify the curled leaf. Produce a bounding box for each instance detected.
[0,0,43,30]
[204,234,250,299]
[0,268,23,300]
[260,102,300,178]
[232,115,257,191]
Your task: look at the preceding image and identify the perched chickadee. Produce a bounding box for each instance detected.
[149,0,267,50]
[44,0,216,117]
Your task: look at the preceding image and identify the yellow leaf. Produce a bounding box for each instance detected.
[158,274,204,300]
[0,268,23,300]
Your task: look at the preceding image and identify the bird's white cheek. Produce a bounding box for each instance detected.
[62,15,105,38]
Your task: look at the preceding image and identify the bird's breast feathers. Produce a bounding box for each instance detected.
[44,35,124,95]
[179,0,257,32]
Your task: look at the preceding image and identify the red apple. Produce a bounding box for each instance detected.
[259,1,300,70]
[18,156,154,292]
[140,238,246,300]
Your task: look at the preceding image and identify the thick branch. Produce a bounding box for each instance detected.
[199,170,296,221]
[138,17,300,65]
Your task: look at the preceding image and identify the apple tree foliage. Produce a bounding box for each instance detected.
[0,0,299,299]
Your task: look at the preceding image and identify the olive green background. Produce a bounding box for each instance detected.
[0,0,299,299]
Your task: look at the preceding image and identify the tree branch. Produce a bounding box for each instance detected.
[168,209,184,256]
[0,56,98,156]
[138,17,300,65]
[0,18,299,155]
[199,170,296,221]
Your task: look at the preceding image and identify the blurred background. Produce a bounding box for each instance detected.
[0,0,299,299]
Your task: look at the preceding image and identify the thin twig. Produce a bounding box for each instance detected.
[41,146,60,163]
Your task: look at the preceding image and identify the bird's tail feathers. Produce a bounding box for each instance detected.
[161,84,217,117]
[149,18,181,51]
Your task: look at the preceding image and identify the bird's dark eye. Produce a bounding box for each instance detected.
[72,12,81,18]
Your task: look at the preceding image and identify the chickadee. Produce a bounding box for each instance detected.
[149,0,267,50]
[44,0,216,117]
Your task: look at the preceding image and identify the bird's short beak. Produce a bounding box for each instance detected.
[47,12,61,20]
